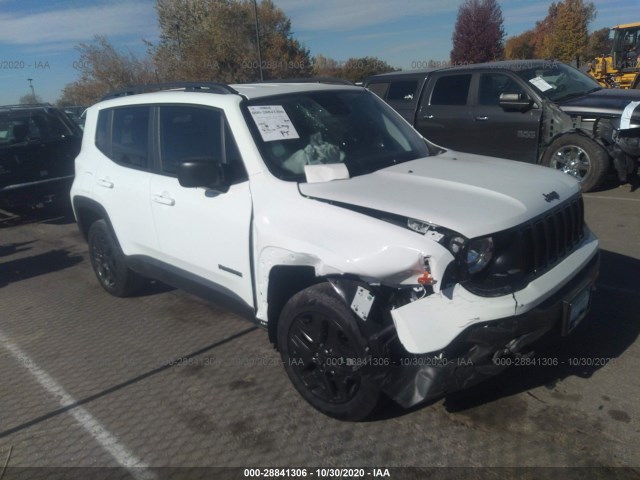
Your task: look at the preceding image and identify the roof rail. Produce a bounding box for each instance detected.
[101,82,239,101]
[0,103,53,110]
[256,77,355,86]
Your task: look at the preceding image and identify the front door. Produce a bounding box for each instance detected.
[149,104,254,307]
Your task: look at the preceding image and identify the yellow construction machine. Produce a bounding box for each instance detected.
[589,22,640,89]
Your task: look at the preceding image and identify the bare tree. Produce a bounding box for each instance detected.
[19,93,44,104]
[58,36,156,105]
[154,0,311,82]
[451,0,505,64]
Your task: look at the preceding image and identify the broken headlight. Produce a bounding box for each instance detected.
[465,237,494,274]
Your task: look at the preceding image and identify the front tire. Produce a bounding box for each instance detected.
[87,219,144,297]
[277,283,381,421]
[542,134,609,192]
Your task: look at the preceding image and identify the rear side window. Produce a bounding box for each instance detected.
[94,107,150,169]
[111,107,150,169]
[95,110,110,156]
[387,81,419,102]
[430,75,471,105]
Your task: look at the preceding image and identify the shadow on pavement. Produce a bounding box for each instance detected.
[0,201,75,229]
[0,241,36,258]
[0,249,83,288]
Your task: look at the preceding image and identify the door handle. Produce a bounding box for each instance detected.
[97,178,114,189]
[475,116,489,121]
[422,114,434,119]
[153,193,175,206]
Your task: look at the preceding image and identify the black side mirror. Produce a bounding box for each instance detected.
[177,159,226,190]
[499,93,534,112]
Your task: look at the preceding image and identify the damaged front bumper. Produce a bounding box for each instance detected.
[381,238,599,409]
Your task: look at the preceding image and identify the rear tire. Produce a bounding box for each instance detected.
[87,219,144,297]
[277,283,381,421]
[542,134,609,192]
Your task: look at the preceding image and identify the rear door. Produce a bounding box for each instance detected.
[91,105,159,256]
[415,73,474,151]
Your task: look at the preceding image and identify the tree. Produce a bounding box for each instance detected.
[19,93,43,104]
[451,0,505,64]
[585,27,612,60]
[550,0,596,62]
[154,0,311,82]
[311,55,341,77]
[311,55,395,82]
[504,30,535,59]
[531,3,558,58]
[58,36,156,105]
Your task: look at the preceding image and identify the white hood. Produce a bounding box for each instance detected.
[299,151,580,239]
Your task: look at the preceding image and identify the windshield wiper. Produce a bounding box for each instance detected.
[555,87,602,103]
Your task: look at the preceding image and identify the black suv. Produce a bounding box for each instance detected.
[0,104,82,209]
[365,60,640,191]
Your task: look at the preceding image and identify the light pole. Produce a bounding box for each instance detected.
[27,78,36,99]
[253,0,264,81]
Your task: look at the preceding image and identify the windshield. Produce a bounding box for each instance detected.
[514,63,602,102]
[244,90,430,181]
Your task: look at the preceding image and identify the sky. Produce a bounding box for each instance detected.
[0,0,635,105]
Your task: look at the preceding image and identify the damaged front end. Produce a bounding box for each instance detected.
[324,209,599,409]
[612,126,640,181]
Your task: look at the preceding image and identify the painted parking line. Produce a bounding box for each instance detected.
[0,329,156,480]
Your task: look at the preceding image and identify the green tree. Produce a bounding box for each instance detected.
[451,0,505,64]
[550,0,596,62]
[154,0,311,82]
[504,30,535,59]
[585,27,612,60]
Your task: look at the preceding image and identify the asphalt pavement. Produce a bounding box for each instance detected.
[0,181,639,480]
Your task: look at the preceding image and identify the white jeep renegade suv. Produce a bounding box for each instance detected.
[71,81,599,420]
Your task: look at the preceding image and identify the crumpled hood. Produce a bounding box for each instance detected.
[558,88,640,123]
[299,151,580,239]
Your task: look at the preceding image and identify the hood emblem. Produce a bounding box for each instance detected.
[543,191,560,202]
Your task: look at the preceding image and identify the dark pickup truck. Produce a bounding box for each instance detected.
[365,60,640,191]
[0,104,82,210]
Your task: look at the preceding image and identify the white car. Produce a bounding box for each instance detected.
[71,81,599,420]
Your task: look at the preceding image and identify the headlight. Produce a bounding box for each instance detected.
[465,237,494,274]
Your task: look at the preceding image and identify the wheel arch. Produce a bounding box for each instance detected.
[266,265,320,346]
[541,128,608,158]
[72,196,116,243]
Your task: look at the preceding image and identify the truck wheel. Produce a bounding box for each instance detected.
[277,283,381,421]
[88,220,144,297]
[542,134,609,192]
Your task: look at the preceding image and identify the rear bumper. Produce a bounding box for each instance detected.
[382,250,599,408]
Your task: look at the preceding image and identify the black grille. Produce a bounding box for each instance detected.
[520,196,584,275]
[462,194,586,297]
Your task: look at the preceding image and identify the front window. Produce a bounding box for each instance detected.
[514,63,601,102]
[244,90,429,181]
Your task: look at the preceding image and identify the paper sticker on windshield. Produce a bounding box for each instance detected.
[529,76,553,92]
[620,101,640,130]
[248,106,300,142]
